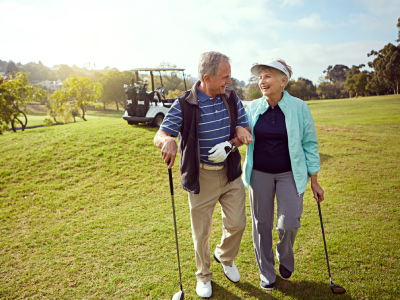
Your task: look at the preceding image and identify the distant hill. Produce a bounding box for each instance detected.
[0,59,118,83]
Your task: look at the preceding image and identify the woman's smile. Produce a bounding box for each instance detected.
[260,85,270,92]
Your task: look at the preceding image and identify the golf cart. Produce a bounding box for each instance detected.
[122,68,187,127]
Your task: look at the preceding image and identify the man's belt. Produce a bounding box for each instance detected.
[200,163,226,170]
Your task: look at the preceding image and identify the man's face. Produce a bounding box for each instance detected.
[208,60,232,95]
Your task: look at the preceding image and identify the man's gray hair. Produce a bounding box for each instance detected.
[198,51,230,82]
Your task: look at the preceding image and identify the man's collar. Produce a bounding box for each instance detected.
[186,80,232,105]
[197,86,216,102]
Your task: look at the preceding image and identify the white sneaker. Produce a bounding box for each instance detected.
[213,253,240,283]
[196,281,212,298]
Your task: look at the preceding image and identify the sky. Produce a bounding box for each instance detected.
[1,0,399,84]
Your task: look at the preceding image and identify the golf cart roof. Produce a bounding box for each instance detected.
[130,68,185,72]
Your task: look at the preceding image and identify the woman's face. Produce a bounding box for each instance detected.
[258,70,286,97]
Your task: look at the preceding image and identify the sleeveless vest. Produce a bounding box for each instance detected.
[177,81,242,194]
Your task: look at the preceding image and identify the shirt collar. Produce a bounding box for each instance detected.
[196,86,220,102]
[257,91,288,112]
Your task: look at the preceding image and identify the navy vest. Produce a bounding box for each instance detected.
[177,83,242,194]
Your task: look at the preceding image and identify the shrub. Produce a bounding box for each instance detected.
[250,90,262,100]
[43,118,54,127]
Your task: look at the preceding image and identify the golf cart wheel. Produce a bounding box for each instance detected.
[152,114,164,127]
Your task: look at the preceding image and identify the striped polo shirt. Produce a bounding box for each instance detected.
[160,87,249,165]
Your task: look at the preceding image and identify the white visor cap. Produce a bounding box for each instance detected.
[251,60,291,80]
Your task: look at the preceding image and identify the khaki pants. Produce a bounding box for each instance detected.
[188,167,246,282]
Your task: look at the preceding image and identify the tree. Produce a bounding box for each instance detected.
[23,61,57,82]
[45,96,58,122]
[57,65,75,81]
[71,107,80,122]
[345,72,368,98]
[317,81,338,99]
[51,75,102,121]
[158,62,177,69]
[88,70,104,82]
[323,64,349,82]
[228,77,246,100]
[246,74,261,100]
[345,64,365,78]
[368,43,400,94]
[320,65,351,98]
[397,17,400,43]
[161,73,187,94]
[250,90,262,100]
[98,70,132,111]
[167,89,184,98]
[285,77,316,100]
[247,83,260,100]
[365,73,388,95]
[5,61,19,74]
[0,72,46,133]
[57,101,73,124]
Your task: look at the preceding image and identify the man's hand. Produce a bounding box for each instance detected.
[208,141,231,163]
[154,130,177,169]
[310,175,324,202]
[236,126,253,145]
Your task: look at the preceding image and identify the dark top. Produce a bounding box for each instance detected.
[253,104,292,174]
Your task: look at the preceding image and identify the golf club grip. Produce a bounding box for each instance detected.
[318,201,332,279]
[168,168,174,195]
[167,160,174,195]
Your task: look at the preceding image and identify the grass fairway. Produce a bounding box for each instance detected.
[11,103,124,128]
[1,95,400,299]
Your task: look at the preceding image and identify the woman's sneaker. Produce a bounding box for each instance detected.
[260,280,275,290]
[279,264,292,280]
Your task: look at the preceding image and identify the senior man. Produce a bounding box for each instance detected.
[154,51,253,298]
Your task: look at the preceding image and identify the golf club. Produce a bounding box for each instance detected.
[168,162,184,300]
[317,197,346,295]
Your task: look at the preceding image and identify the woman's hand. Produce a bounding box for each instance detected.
[236,126,253,145]
[310,175,324,202]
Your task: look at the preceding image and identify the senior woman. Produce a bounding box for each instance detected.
[236,59,324,290]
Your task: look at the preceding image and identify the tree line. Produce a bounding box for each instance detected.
[0,62,196,133]
[241,17,400,101]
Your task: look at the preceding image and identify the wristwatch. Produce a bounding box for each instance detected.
[229,140,237,152]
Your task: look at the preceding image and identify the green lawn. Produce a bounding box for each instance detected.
[1,95,399,299]
[12,103,125,128]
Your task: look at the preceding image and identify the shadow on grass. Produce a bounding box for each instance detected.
[236,281,279,299]
[211,281,244,299]
[274,278,354,300]
[320,153,333,164]
[235,278,355,300]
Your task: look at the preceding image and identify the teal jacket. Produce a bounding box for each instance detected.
[242,91,320,195]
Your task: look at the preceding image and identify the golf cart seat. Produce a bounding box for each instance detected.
[161,98,175,108]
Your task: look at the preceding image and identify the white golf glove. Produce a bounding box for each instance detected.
[208,141,232,163]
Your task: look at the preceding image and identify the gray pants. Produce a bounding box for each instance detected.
[249,169,304,284]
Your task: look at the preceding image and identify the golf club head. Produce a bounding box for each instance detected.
[172,290,184,300]
[330,283,346,294]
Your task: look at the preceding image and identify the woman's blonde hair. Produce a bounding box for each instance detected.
[259,58,293,89]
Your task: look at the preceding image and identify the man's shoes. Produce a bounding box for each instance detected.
[279,264,292,280]
[260,280,275,291]
[196,281,212,298]
[213,253,240,283]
